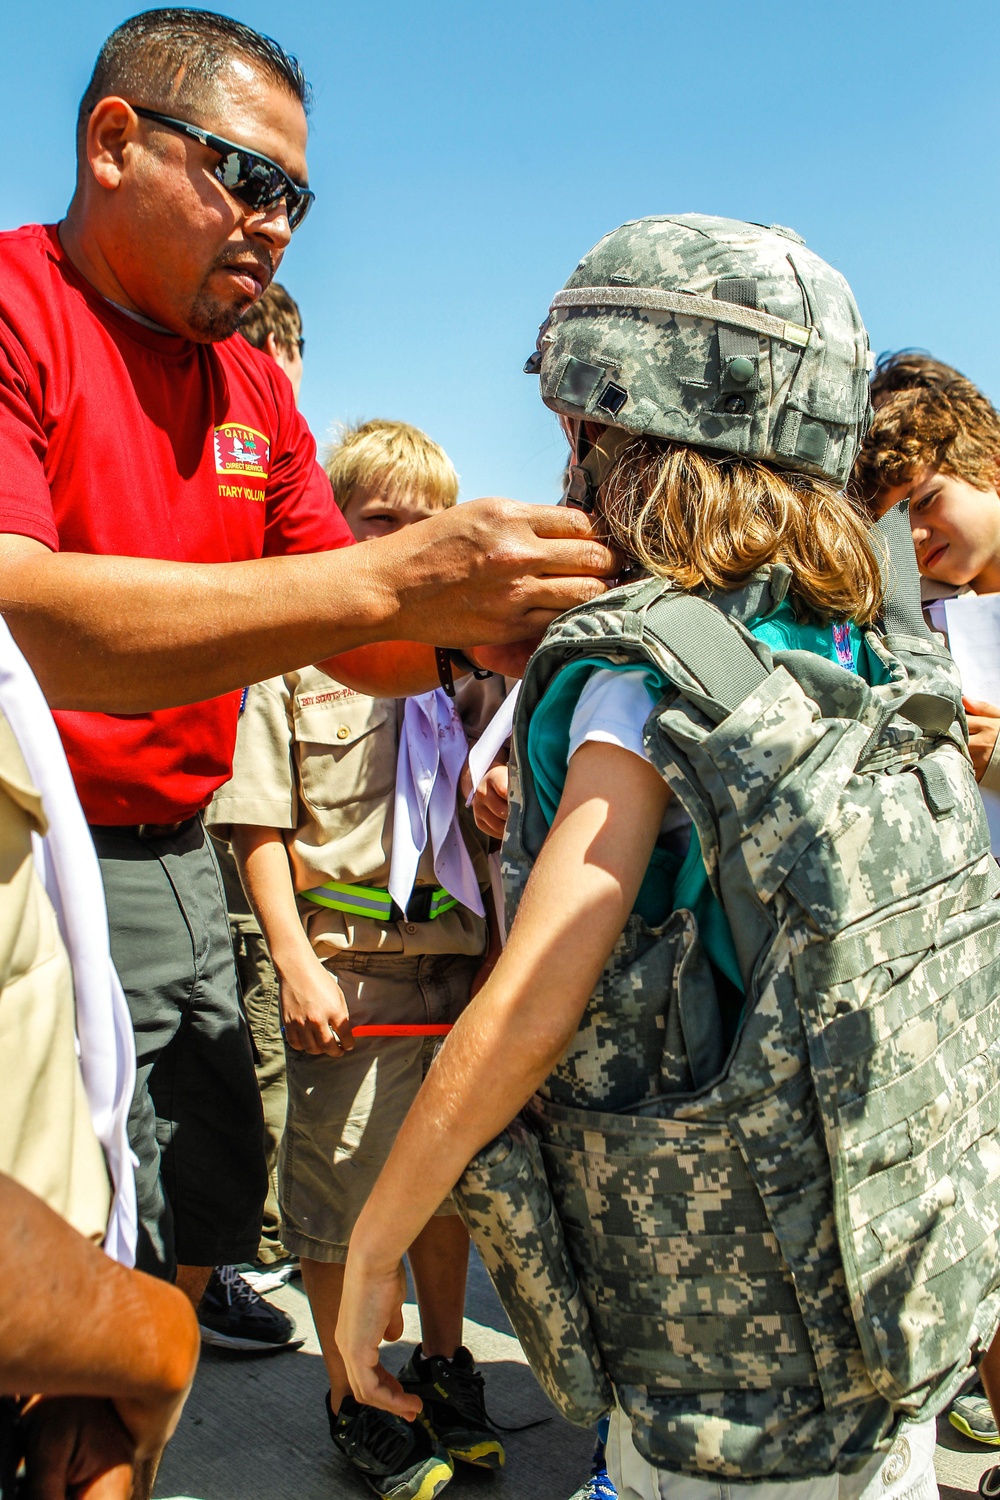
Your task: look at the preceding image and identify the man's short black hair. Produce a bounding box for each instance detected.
[77,8,309,155]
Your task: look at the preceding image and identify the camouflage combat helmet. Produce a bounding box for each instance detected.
[524,214,873,489]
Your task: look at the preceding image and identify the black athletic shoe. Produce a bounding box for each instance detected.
[327,1391,454,1500]
[197,1264,304,1353]
[397,1344,505,1470]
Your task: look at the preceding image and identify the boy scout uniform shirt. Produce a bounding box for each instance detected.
[208,667,492,959]
[0,711,111,1244]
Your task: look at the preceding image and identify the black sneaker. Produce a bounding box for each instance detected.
[197,1264,304,1353]
[397,1345,505,1470]
[327,1391,454,1500]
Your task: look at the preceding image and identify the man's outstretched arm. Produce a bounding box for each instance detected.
[0,500,612,711]
[0,1172,199,1492]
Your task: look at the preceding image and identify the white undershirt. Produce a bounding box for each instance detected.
[567,667,692,835]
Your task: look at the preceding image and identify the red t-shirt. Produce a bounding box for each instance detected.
[0,223,353,824]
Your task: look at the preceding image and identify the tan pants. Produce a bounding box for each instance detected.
[280,951,478,1263]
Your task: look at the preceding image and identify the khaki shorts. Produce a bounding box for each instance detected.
[279,951,478,1263]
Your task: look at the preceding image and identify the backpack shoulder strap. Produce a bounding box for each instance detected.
[640,593,770,716]
[873,499,935,641]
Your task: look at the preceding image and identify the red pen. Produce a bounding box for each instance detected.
[351,1024,454,1037]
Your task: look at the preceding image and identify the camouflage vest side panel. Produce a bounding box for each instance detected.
[498,573,1000,1479]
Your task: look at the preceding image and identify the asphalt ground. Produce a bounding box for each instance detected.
[155,1252,998,1500]
[155,1250,593,1500]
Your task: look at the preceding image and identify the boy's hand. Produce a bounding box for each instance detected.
[472,763,510,841]
[963,696,1000,783]
[279,959,355,1056]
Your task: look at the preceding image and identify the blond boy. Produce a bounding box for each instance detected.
[207,421,502,1500]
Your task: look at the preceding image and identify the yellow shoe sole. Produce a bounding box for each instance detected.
[379,1458,454,1500]
[414,1412,506,1471]
[447,1438,506,1470]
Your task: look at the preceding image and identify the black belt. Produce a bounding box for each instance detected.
[89,816,200,841]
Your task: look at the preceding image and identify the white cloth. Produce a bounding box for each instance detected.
[388,688,485,920]
[0,617,137,1264]
[466,679,520,803]
[608,1404,937,1500]
[568,666,655,762]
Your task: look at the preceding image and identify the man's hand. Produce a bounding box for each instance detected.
[21,1396,136,1500]
[279,955,355,1055]
[963,696,1000,782]
[366,500,613,648]
[0,1175,199,1500]
[337,1257,420,1420]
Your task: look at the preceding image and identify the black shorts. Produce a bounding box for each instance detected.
[92,818,267,1278]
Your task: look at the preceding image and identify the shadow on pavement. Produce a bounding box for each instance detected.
[155,1257,593,1500]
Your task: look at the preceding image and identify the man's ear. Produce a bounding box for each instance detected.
[264,331,280,362]
[85,97,140,191]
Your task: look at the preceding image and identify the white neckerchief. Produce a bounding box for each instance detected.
[0,618,137,1264]
[388,689,485,921]
[464,682,521,946]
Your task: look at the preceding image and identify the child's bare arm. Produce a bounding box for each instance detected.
[337,739,671,1414]
[231,825,354,1055]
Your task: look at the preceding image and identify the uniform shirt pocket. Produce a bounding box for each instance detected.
[291,694,397,813]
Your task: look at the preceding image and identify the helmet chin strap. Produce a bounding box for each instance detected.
[565,424,632,513]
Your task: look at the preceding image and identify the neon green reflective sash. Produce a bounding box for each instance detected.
[301,879,457,921]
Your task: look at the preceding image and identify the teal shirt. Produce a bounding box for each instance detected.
[526,599,880,995]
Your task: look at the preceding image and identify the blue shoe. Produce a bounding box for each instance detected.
[567,1436,617,1500]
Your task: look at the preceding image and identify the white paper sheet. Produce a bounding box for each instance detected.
[942,593,1000,853]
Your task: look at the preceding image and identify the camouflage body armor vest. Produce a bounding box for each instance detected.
[454,511,1000,1479]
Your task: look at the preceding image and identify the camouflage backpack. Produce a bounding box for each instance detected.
[457,529,1000,1477]
[453,218,1000,1479]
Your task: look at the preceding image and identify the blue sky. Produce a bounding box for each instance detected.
[6,1,999,503]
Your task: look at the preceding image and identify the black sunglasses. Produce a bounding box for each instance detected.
[132,106,315,231]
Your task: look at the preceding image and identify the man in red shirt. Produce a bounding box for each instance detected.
[0,5,612,1339]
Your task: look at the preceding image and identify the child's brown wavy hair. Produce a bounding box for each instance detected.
[597,434,884,626]
[851,383,1000,508]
